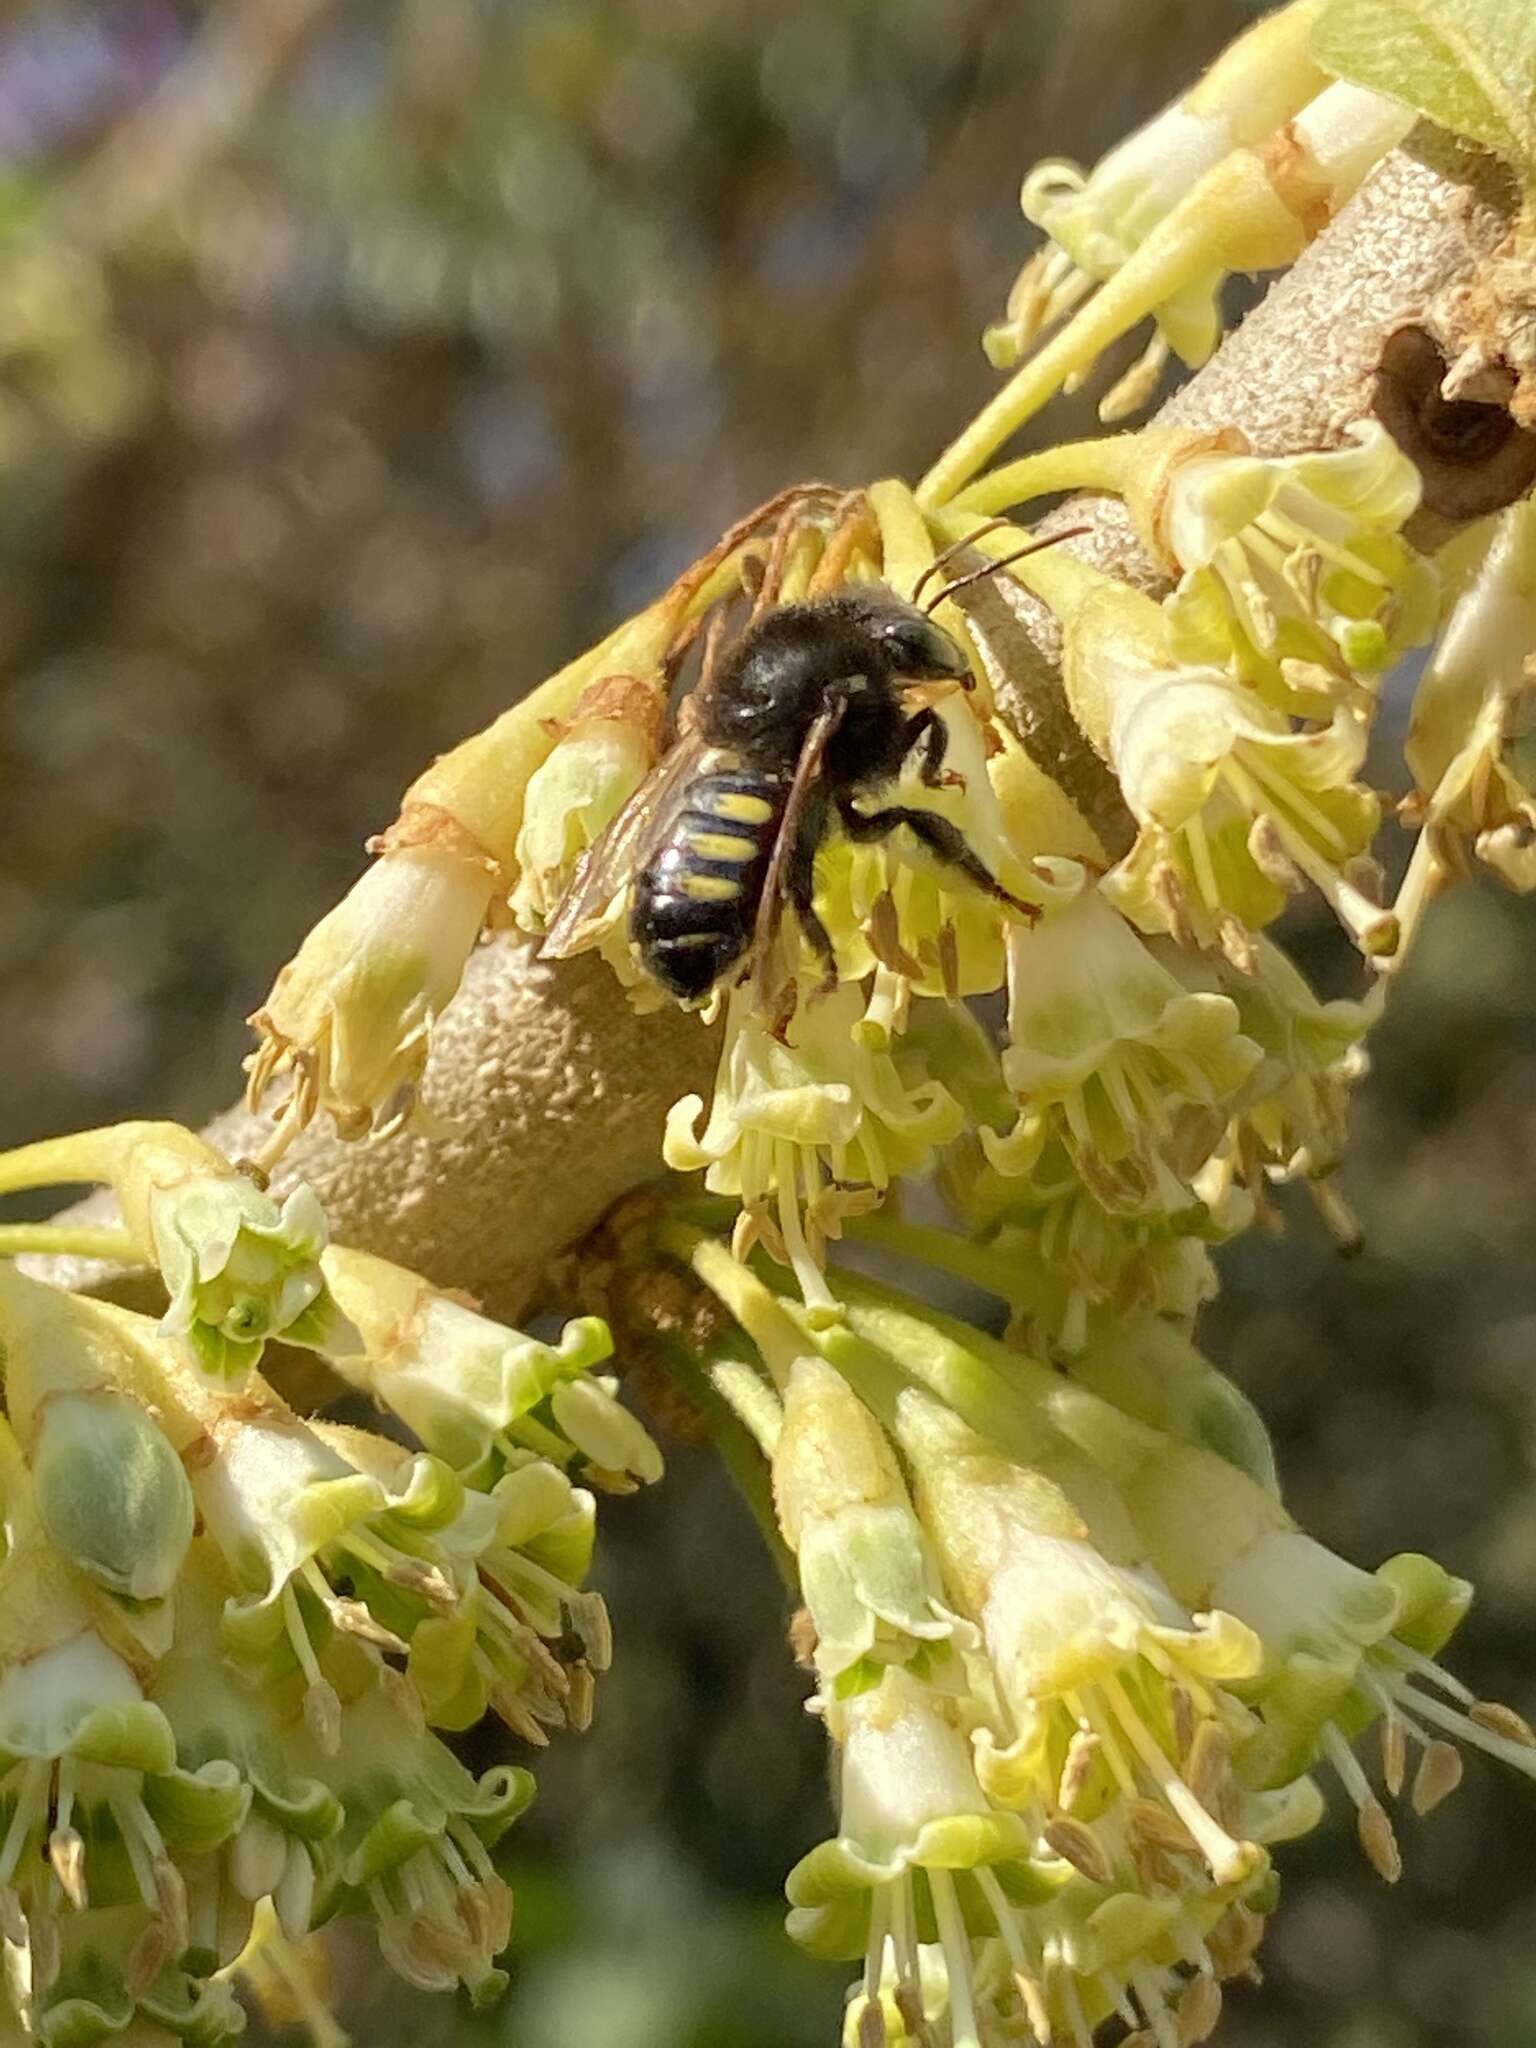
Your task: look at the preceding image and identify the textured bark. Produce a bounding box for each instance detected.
[27,128,1531,1318]
[24,940,720,1324]
[985,128,1530,748]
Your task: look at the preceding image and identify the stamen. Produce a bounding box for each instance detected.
[863,1893,891,2003]
[928,1869,981,2048]
[1058,1726,1101,1810]
[47,1830,86,1911]
[0,1763,47,1884]
[282,1585,342,1753]
[857,1995,888,2048]
[1043,1813,1113,1887]
[1379,1705,1407,1799]
[1060,1970,1094,2048]
[1411,1740,1463,1816]
[298,1558,406,1651]
[1380,1641,1476,1705]
[1399,1685,1536,1777]
[1129,1962,1180,2048]
[1320,1723,1400,1882]
[1073,1688,1139,1802]
[1177,1972,1223,2046]
[1101,1672,1257,1886]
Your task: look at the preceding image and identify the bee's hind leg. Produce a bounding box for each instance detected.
[837,797,1038,922]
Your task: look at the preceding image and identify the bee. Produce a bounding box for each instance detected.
[542,529,1076,1004]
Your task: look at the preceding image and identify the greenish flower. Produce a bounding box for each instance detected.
[894,1389,1262,1888]
[1157,422,1438,689]
[982,880,1265,1215]
[1404,497,1536,898]
[0,1470,249,2046]
[809,698,1070,1015]
[986,1,1329,370]
[318,1245,637,1480]
[942,1147,1230,1357]
[294,1685,533,2003]
[247,839,498,1144]
[147,1174,358,1386]
[509,669,664,934]
[1174,933,1375,1188]
[786,1665,1034,2048]
[665,983,965,1318]
[1080,637,1390,957]
[772,1357,968,1694]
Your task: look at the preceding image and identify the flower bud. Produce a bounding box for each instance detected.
[30,1391,193,1605]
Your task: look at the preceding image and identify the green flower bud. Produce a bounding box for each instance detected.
[31,1392,194,1605]
[771,1357,965,1691]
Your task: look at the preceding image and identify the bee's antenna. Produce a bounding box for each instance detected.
[918,522,1093,615]
[909,518,1013,608]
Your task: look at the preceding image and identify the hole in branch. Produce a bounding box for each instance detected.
[1373,325,1536,522]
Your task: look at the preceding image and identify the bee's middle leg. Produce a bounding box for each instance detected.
[837,796,1035,918]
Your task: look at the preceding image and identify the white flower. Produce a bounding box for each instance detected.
[247,840,496,1145]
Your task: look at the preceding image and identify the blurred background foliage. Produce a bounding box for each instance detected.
[1,3,1535,2045]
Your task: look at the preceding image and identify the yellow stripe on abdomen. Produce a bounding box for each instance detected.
[708,790,775,825]
[687,829,758,862]
[680,872,742,903]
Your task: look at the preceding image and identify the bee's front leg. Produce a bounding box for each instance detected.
[902,706,961,791]
[837,795,1038,922]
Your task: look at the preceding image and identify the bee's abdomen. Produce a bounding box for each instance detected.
[631,768,783,1000]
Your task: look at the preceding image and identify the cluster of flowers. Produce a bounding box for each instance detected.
[633,1228,1533,2048]
[11,5,1536,2040]
[0,1121,658,2044]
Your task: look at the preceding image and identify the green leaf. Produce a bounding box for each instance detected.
[1313,0,1536,175]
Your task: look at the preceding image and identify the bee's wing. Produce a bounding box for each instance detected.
[752,698,845,1001]
[539,729,711,960]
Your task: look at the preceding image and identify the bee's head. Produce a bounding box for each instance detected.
[853,597,973,688]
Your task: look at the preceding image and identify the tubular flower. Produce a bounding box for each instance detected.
[1403,497,1536,902]
[1066,600,1390,958]
[1038,1377,1536,1879]
[772,1357,969,1696]
[508,669,665,934]
[981,881,1265,1216]
[664,982,966,1319]
[985,0,1328,367]
[791,1667,1306,2048]
[148,1543,345,1969]
[933,1134,1233,1357]
[1153,422,1438,692]
[800,1280,1536,1891]
[893,1390,1263,1890]
[786,1665,1034,2048]
[246,831,498,1148]
[937,75,1412,487]
[316,1245,653,1487]
[0,1123,358,1386]
[292,1683,532,2004]
[0,1434,249,2047]
[1172,935,1376,1190]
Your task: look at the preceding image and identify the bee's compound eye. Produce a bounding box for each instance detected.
[881,614,971,682]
